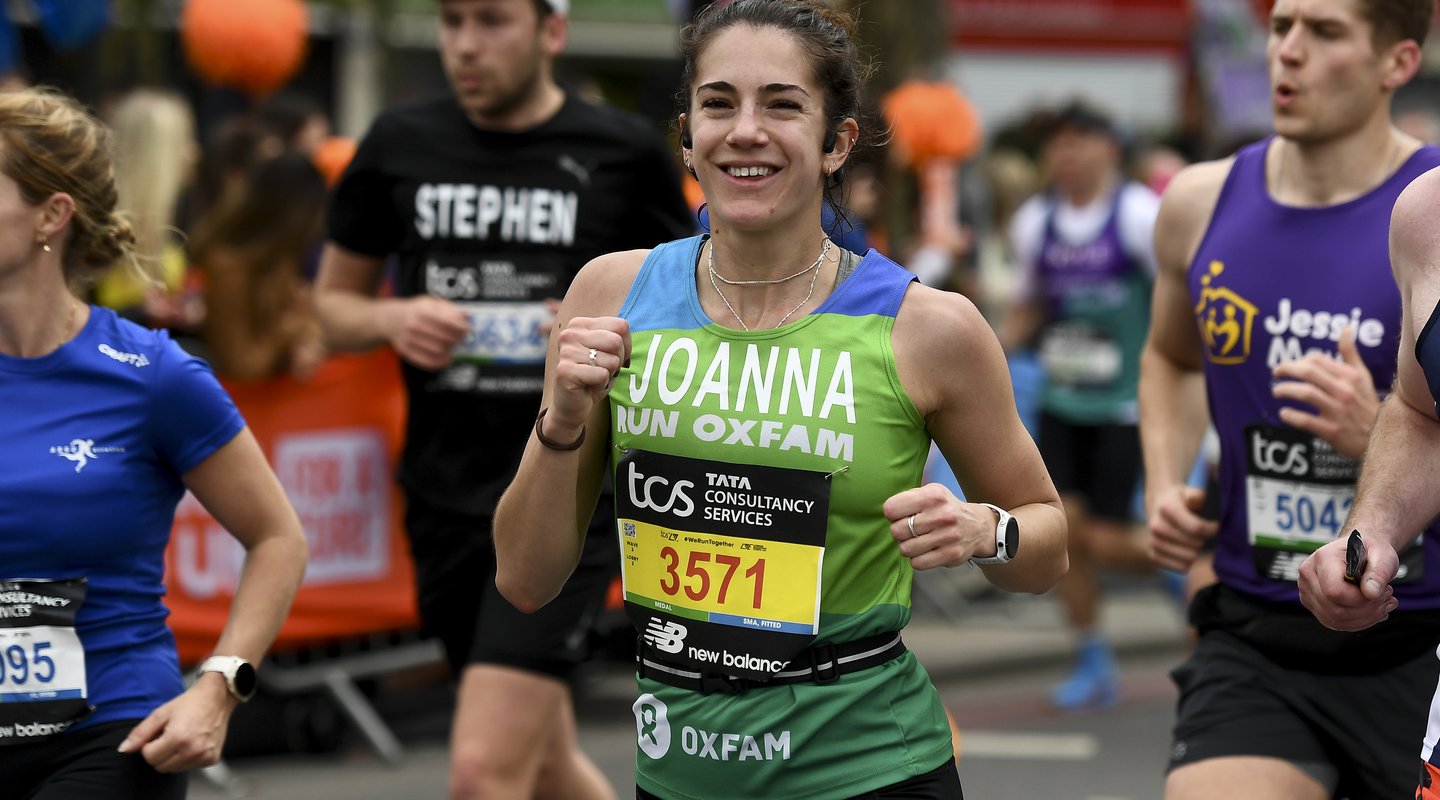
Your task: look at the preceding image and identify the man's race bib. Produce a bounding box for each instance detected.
[1039,322,1121,388]
[617,449,830,680]
[452,301,551,364]
[0,578,90,745]
[1244,424,1423,583]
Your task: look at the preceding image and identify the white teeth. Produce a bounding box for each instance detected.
[727,166,773,177]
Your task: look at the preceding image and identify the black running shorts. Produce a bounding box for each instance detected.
[1168,628,1439,799]
[405,493,618,681]
[0,720,187,800]
[1037,411,1141,522]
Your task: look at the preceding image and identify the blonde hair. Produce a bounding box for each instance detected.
[0,87,136,289]
[109,89,193,273]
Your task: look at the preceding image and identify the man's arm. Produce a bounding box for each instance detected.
[313,242,469,371]
[1138,159,1230,571]
[1300,167,1440,629]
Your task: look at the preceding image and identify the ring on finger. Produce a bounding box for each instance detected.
[907,514,918,540]
[587,347,598,367]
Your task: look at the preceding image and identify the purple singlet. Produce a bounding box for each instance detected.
[1190,137,1440,607]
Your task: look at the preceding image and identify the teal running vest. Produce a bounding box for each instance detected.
[611,235,953,799]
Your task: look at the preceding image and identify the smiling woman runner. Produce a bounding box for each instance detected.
[493,2,1067,799]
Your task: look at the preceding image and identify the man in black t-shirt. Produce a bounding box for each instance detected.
[315,0,691,796]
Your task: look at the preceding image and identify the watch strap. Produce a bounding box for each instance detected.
[969,503,1015,565]
[198,655,256,702]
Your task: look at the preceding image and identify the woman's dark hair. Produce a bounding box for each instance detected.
[255,92,325,148]
[677,0,874,214]
[190,115,273,227]
[189,151,325,279]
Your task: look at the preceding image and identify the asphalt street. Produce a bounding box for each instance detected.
[193,582,1190,799]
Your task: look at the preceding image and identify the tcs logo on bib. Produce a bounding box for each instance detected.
[626,462,695,517]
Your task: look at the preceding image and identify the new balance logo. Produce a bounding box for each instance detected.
[644,617,687,654]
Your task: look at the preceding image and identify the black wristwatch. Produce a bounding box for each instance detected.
[969,503,1019,565]
[198,656,258,702]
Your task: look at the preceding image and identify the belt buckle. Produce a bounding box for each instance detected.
[808,642,840,685]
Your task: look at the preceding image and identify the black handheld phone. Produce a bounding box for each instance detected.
[1344,530,1367,585]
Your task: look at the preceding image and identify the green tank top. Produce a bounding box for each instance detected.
[611,236,953,799]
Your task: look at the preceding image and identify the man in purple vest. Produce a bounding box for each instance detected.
[1140,0,1440,797]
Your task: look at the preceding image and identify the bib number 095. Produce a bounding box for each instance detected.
[0,642,56,686]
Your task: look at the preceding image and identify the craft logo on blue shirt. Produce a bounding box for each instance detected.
[49,438,125,473]
[98,343,150,367]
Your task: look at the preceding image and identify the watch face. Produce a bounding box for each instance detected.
[233,662,258,700]
[1002,516,1019,558]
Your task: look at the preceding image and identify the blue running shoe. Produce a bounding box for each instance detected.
[1051,636,1120,711]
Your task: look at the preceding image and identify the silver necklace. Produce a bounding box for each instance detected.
[710,237,832,285]
[707,239,831,331]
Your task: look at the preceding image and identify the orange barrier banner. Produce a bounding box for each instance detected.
[164,349,417,666]
[1421,761,1440,800]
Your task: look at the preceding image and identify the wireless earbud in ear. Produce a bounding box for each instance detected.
[680,120,693,150]
[823,128,837,153]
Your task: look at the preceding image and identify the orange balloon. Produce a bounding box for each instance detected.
[181,0,309,97]
[312,136,358,187]
[882,80,982,170]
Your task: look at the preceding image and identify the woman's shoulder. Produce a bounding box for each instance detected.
[568,248,655,316]
[891,283,999,416]
[894,282,989,348]
[569,237,703,316]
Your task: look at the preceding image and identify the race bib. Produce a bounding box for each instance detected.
[452,301,551,364]
[1039,322,1121,388]
[617,449,829,680]
[0,578,90,745]
[1244,425,1423,583]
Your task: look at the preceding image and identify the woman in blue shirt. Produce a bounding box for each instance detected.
[0,88,308,798]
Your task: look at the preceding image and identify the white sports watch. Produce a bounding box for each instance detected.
[198,655,258,702]
[969,503,1019,566]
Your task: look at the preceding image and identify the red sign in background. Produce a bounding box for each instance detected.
[164,349,418,666]
[948,0,1192,52]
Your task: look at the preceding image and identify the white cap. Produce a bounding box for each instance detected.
[544,0,569,14]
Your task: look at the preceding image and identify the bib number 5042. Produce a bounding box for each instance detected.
[1275,493,1350,536]
[0,642,56,686]
[658,547,765,609]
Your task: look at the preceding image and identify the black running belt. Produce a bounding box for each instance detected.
[637,632,906,695]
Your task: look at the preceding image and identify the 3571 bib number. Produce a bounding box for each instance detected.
[658,547,765,609]
[624,520,817,633]
[616,449,831,680]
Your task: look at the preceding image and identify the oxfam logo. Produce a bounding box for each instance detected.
[633,693,671,759]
